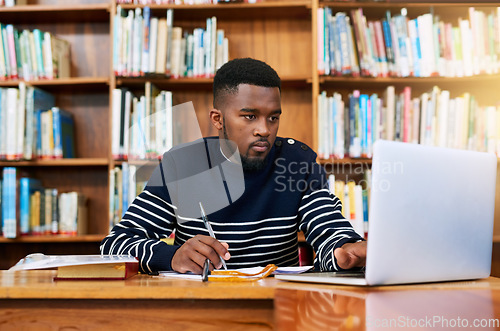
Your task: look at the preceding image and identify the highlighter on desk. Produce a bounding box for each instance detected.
[199,202,228,271]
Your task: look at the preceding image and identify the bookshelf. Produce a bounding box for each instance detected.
[1,1,499,273]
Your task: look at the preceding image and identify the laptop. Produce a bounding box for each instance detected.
[276,140,498,286]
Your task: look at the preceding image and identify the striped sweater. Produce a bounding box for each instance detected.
[100,137,363,273]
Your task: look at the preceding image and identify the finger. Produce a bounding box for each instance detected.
[196,242,226,269]
[196,236,231,261]
[334,247,352,269]
[187,248,214,273]
[175,255,204,274]
[185,236,223,270]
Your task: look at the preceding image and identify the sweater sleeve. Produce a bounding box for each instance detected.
[100,160,180,274]
[298,161,364,271]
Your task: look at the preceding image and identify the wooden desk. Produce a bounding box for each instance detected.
[0,270,277,330]
[2,271,500,330]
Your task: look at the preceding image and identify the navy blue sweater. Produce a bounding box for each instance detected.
[100,137,363,273]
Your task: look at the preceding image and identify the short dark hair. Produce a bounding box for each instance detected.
[213,58,281,109]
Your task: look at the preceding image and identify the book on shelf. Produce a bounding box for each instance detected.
[19,177,43,236]
[58,192,88,235]
[328,174,370,239]
[1,167,18,238]
[113,7,229,78]
[318,6,500,78]
[34,107,76,160]
[2,0,27,7]
[25,86,56,160]
[9,254,139,280]
[113,84,175,160]
[0,167,88,237]
[51,107,76,159]
[108,163,148,231]
[0,23,70,81]
[317,86,500,160]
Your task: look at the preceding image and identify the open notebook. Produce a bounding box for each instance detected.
[160,265,312,281]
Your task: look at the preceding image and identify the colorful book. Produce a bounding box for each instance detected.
[51,107,75,158]
[2,167,17,238]
[19,177,43,235]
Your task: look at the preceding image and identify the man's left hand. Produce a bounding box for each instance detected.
[334,241,367,269]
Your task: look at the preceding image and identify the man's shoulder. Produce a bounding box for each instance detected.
[273,137,317,162]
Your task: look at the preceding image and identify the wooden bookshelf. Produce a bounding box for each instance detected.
[0,234,104,243]
[1,1,499,274]
[0,3,110,24]
[0,158,109,167]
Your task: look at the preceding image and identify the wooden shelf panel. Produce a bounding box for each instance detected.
[0,234,105,243]
[320,1,499,8]
[116,76,311,92]
[0,4,110,24]
[320,1,499,21]
[119,1,311,20]
[319,158,372,165]
[0,77,109,87]
[320,74,500,86]
[320,74,500,105]
[0,158,109,167]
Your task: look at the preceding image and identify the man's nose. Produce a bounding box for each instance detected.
[254,118,271,137]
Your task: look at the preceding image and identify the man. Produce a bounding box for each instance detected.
[101,58,367,274]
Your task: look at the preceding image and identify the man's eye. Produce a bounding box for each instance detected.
[270,116,280,122]
[244,115,256,120]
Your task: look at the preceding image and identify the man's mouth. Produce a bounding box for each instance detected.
[251,141,270,153]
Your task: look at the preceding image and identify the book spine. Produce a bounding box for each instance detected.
[19,178,30,235]
[111,89,122,159]
[317,8,325,75]
[51,188,58,234]
[5,87,18,160]
[403,86,412,143]
[148,16,158,74]
[6,25,17,79]
[42,32,53,79]
[3,167,17,238]
[141,6,150,75]
[33,29,45,79]
[16,81,25,160]
[52,107,62,159]
[59,109,75,158]
[132,8,142,77]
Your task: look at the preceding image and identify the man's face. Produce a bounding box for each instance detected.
[216,84,281,169]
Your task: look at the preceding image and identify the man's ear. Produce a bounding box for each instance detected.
[209,108,223,131]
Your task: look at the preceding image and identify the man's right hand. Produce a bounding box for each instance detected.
[171,235,230,274]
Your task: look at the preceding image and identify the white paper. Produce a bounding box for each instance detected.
[158,265,313,280]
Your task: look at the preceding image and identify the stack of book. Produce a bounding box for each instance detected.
[317,87,500,160]
[318,7,500,78]
[113,7,229,78]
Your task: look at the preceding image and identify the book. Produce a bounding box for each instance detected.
[1,167,17,238]
[24,86,55,159]
[51,107,76,158]
[9,254,139,280]
[19,177,43,235]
